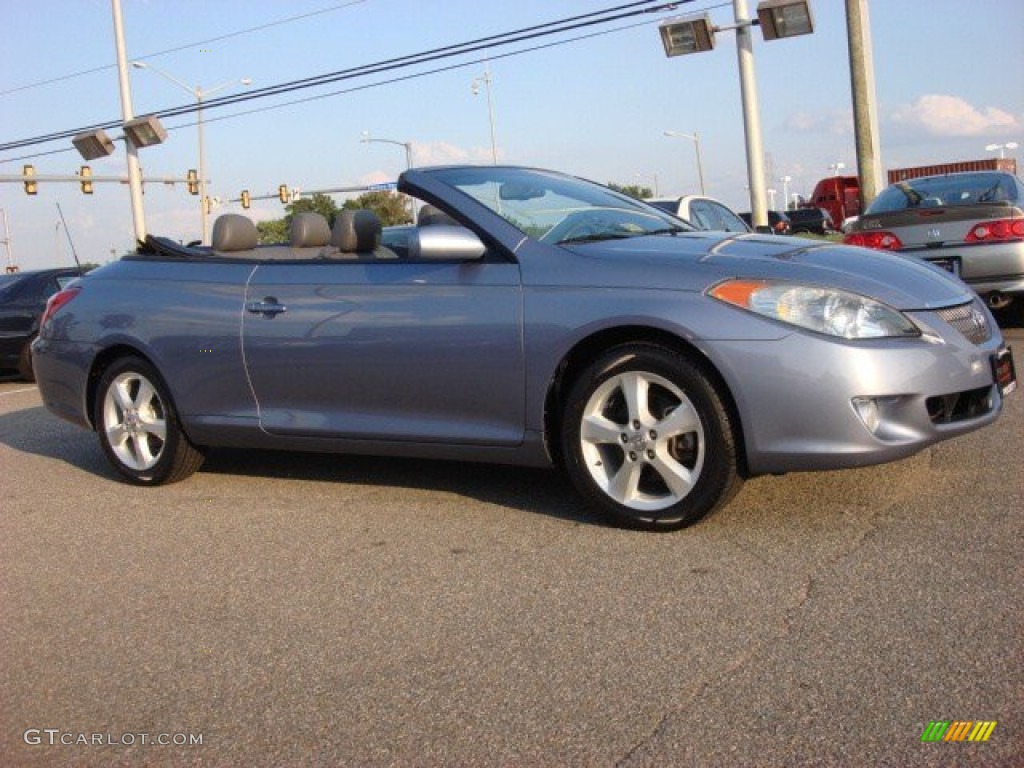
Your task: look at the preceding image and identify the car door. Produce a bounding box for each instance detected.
[241,258,525,446]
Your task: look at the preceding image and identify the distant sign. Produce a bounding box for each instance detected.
[366,182,398,191]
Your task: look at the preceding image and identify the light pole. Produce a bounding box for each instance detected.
[658,1,814,230]
[663,130,706,195]
[471,64,498,164]
[360,131,413,171]
[361,132,415,221]
[829,161,846,176]
[111,0,147,244]
[780,175,792,209]
[0,208,13,271]
[985,142,1019,159]
[131,61,251,244]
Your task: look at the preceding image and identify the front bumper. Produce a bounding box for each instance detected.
[706,304,1010,475]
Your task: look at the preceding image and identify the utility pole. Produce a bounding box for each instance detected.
[734,0,768,231]
[111,0,147,244]
[845,0,883,209]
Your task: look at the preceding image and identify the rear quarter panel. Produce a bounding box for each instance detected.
[60,259,257,431]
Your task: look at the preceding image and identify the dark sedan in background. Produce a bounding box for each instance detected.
[0,267,84,380]
[844,171,1024,310]
[739,210,792,235]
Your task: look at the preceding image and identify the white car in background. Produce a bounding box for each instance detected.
[646,195,751,233]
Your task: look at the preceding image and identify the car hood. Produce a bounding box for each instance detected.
[562,232,972,310]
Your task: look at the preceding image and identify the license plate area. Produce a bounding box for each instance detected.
[992,346,1017,396]
[927,256,961,277]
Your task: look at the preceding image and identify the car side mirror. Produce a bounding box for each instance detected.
[408,226,487,262]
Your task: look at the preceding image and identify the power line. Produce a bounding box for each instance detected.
[0,0,679,154]
[0,13,680,167]
[0,0,369,98]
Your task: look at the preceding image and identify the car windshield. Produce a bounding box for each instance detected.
[867,172,1022,214]
[428,167,693,244]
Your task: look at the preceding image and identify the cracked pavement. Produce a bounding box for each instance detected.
[2,326,1021,767]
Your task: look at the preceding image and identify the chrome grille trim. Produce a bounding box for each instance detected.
[936,301,992,345]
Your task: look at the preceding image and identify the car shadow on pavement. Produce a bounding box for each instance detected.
[0,404,600,528]
[200,448,598,527]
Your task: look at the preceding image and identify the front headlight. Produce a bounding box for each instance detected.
[709,279,920,339]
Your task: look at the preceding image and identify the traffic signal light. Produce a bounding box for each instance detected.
[80,166,93,194]
[186,169,199,195]
[241,190,251,209]
[23,165,37,195]
[278,184,289,203]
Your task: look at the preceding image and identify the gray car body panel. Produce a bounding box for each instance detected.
[33,166,1010,478]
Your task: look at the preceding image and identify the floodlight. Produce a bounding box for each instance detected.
[658,14,715,57]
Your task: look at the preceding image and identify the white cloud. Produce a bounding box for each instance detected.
[890,94,1021,137]
[782,109,853,136]
[410,141,501,167]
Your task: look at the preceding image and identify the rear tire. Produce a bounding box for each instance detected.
[17,336,36,382]
[561,343,742,531]
[94,356,204,485]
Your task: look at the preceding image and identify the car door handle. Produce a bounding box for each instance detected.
[245,298,287,317]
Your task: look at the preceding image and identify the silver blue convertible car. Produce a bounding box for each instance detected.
[33,166,1016,530]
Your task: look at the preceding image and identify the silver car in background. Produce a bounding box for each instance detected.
[844,171,1024,310]
[33,166,1016,531]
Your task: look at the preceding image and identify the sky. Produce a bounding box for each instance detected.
[1,0,1022,271]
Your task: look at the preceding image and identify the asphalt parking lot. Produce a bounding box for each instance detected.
[2,320,1021,767]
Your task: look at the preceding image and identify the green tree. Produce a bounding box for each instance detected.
[343,191,412,226]
[288,192,340,223]
[607,182,653,200]
[255,190,411,244]
[256,218,289,245]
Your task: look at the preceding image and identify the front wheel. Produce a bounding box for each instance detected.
[561,344,742,531]
[94,356,205,485]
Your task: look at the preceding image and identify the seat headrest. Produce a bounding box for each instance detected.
[211,214,258,252]
[331,209,382,252]
[417,204,458,227]
[290,212,331,248]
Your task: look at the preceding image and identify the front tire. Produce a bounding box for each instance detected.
[94,356,204,485]
[561,344,742,531]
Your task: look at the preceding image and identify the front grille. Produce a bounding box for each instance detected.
[926,385,994,424]
[936,301,992,345]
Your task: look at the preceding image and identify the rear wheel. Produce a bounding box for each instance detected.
[561,344,742,531]
[94,356,204,485]
[17,336,36,382]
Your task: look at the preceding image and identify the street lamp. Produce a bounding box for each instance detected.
[664,130,706,195]
[471,65,498,164]
[829,161,846,176]
[360,131,414,170]
[131,60,251,245]
[985,142,1019,159]
[658,1,815,231]
[361,132,415,221]
[780,175,792,209]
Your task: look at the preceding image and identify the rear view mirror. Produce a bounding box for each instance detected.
[499,182,546,201]
[408,226,486,262]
